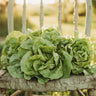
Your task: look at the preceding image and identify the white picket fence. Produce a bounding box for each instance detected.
[7,0,92,37]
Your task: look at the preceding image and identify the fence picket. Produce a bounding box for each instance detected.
[22,0,26,34]
[74,0,79,38]
[58,0,62,34]
[40,0,43,28]
[85,0,92,37]
[8,0,15,34]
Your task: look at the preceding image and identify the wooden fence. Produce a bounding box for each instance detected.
[0,0,94,96]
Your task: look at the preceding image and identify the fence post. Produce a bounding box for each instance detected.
[40,0,43,28]
[85,0,92,37]
[74,0,79,38]
[58,0,62,34]
[8,0,15,34]
[22,0,26,34]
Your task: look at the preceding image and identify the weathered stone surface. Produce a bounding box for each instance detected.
[0,73,96,92]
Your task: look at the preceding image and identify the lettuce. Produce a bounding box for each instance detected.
[1,31,26,68]
[1,27,95,84]
[71,38,93,75]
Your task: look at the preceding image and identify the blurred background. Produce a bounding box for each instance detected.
[0,0,96,95]
[0,0,96,61]
[0,0,96,38]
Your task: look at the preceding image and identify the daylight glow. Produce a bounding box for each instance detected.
[15,0,56,5]
[15,0,85,5]
[71,0,85,3]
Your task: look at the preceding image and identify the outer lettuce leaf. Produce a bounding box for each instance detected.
[36,76,49,84]
[9,54,20,64]
[20,51,33,75]
[7,64,23,78]
[18,47,29,57]
[20,39,33,50]
[24,74,32,80]
[29,29,42,38]
[58,50,72,78]
[53,51,59,66]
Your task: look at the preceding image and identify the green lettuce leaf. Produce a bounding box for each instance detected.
[58,50,72,78]
[7,64,23,78]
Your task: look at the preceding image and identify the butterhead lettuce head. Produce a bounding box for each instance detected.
[0,27,94,84]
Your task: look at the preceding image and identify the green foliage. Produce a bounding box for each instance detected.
[1,27,95,84]
[92,0,96,13]
[44,8,57,16]
[0,43,4,56]
[62,2,86,23]
[0,4,7,14]
[6,89,15,96]
[0,43,4,69]
[6,89,24,96]
[30,8,56,16]
[94,43,96,63]
[30,4,57,16]
[78,3,86,16]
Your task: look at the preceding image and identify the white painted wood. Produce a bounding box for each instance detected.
[58,0,62,34]
[74,0,78,32]
[74,0,79,38]
[85,0,92,37]
[22,0,26,34]
[8,0,15,34]
[40,0,43,28]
